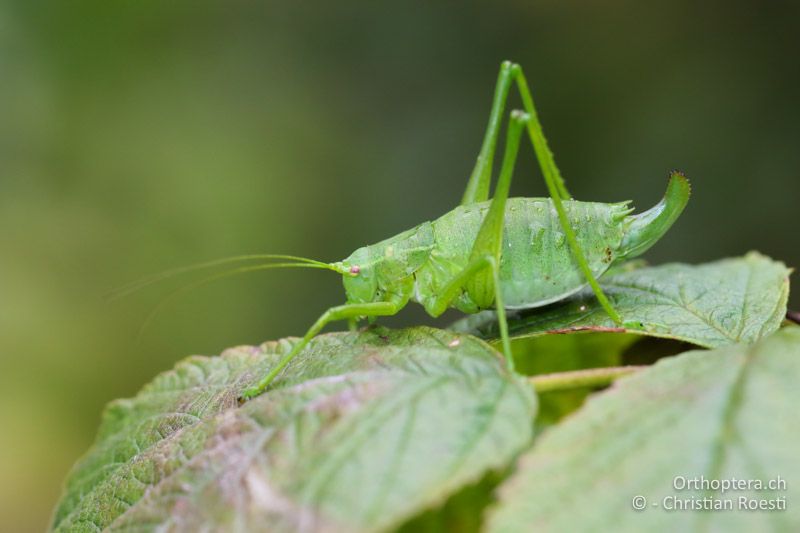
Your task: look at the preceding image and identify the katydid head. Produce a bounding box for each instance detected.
[333,247,380,305]
[618,171,691,260]
[334,223,435,305]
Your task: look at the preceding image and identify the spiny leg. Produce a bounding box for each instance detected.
[239,298,405,401]
[459,62,615,321]
[511,66,623,324]
[461,61,516,205]
[464,110,528,368]
[511,68,570,201]
[462,61,572,206]
[462,64,618,323]
[433,111,530,369]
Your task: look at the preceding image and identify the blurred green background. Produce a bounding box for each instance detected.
[1,1,798,530]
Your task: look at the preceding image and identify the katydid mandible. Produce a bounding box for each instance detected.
[216,61,691,400]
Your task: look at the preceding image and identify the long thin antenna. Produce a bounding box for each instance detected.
[108,253,332,301]
[136,261,337,342]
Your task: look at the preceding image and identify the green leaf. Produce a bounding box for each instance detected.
[488,326,800,532]
[452,252,790,348]
[51,327,536,533]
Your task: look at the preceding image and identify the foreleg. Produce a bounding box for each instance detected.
[239,298,404,401]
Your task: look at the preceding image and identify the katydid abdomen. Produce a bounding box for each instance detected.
[416,197,632,314]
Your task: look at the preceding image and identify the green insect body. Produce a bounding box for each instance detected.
[165,60,690,401]
[339,198,630,316]
[338,177,687,317]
